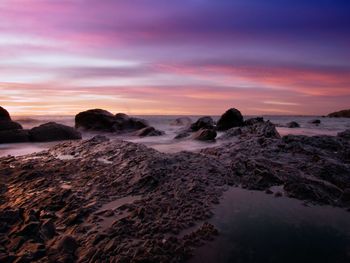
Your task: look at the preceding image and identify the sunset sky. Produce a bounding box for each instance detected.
[0,0,349,116]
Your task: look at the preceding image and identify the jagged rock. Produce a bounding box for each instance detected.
[287,121,300,128]
[193,128,217,141]
[216,108,244,131]
[57,235,78,254]
[190,116,215,131]
[0,129,29,144]
[328,109,350,118]
[134,126,164,137]
[0,106,11,121]
[170,117,192,126]
[29,122,81,142]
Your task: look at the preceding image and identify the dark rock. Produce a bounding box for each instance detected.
[29,122,82,142]
[216,108,244,131]
[338,129,350,140]
[0,129,29,144]
[340,189,350,205]
[41,219,56,239]
[190,116,215,131]
[0,106,11,121]
[0,121,23,131]
[174,131,191,140]
[113,113,148,131]
[134,126,164,137]
[309,119,321,125]
[193,128,217,141]
[328,109,350,118]
[244,117,264,126]
[170,117,192,126]
[57,235,78,254]
[75,109,117,131]
[287,121,300,128]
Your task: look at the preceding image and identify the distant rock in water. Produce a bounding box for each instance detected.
[216,108,244,131]
[134,126,164,137]
[75,109,148,132]
[192,128,217,141]
[190,116,215,131]
[309,119,321,125]
[29,122,82,142]
[328,109,350,118]
[287,121,300,128]
[170,117,192,126]
[0,106,11,121]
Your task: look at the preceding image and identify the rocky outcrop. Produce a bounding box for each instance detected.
[29,122,82,142]
[192,128,217,141]
[134,126,164,137]
[287,121,300,128]
[216,108,244,131]
[190,116,215,131]
[328,109,350,118]
[75,109,148,133]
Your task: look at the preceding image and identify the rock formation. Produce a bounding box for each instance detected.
[216,108,244,131]
[328,109,350,118]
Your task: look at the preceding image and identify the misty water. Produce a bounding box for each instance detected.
[1,115,349,157]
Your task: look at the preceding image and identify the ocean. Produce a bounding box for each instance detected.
[1,115,349,157]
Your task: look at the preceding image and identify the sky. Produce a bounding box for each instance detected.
[0,0,349,116]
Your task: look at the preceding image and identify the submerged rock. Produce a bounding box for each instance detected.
[309,119,321,125]
[328,109,350,118]
[174,131,191,140]
[190,116,215,131]
[170,117,192,126]
[216,108,244,131]
[287,121,300,128]
[193,128,217,141]
[29,122,82,142]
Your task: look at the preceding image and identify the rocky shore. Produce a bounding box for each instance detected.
[0,108,350,262]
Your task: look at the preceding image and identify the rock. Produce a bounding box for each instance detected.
[244,117,264,126]
[338,129,350,140]
[170,117,192,126]
[190,116,215,131]
[216,108,244,131]
[174,131,191,140]
[0,121,23,131]
[75,109,117,131]
[113,113,148,132]
[41,219,56,239]
[309,119,321,124]
[0,129,29,144]
[287,121,300,128]
[29,122,82,142]
[0,106,11,121]
[57,235,78,254]
[192,128,217,141]
[134,126,164,137]
[328,109,350,118]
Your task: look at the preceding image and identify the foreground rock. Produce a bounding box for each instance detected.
[75,109,148,133]
[216,108,244,131]
[328,109,350,118]
[1,121,350,262]
[338,129,350,140]
[29,122,82,142]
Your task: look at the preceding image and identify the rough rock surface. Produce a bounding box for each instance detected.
[328,109,350,118]
[1,121,350,262]
[75,109,148,133]
[338,129,350,140]
[29,122,82,142]
[192,128,217,141]
[190,117,215,132]
[216,108,244,131]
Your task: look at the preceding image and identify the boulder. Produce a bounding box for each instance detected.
[134,126,164,137]
[244,117,264,126]
[309,119,321,125]
[193,128,217,141]
[287,121,300,128]
[170,117,192,126]
[0,121,23,131]
[0,106,11,121]
[216,108,244,131]
[113,113,148,131]
[190,116,215,131]
[328,109,350,118]
[0,129,29,144]
[75,109,117,132]
[29,122,82,142]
